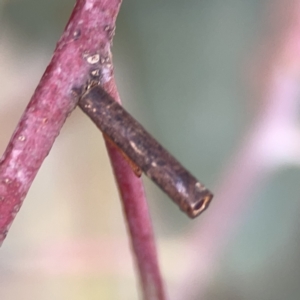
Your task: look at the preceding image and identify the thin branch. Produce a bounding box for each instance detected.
[99,54,167,300]
[106,141,166,300]
[0,0,120,243]
[0,1,166,299]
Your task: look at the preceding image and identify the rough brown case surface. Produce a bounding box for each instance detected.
[79,86,213,218]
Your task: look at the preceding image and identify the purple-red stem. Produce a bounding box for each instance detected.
[0,1,166,299]
[106,141,166,300]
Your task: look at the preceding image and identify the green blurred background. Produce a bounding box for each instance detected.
[1,0,300,299]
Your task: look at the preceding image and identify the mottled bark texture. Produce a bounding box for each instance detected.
[0,1,166,299]
[0,0,121,244]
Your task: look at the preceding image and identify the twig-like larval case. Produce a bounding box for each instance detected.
[79,86,213,218]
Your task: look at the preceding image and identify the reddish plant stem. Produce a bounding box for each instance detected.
[0,0,121,243]
[99,22,167,300]
[0,1,166,299]
[106,140,166,300]
[81,3,166,298]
